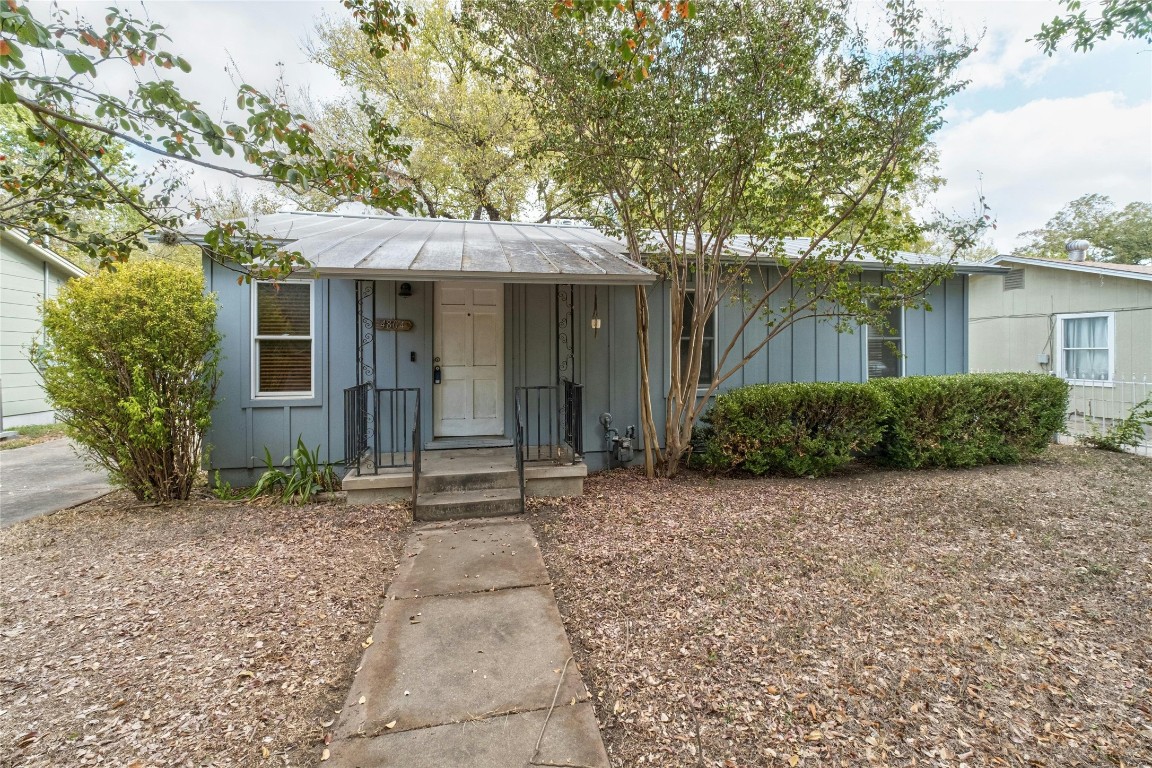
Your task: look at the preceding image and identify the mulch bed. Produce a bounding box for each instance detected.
[530,445,1152,767]
[0,493,409,767]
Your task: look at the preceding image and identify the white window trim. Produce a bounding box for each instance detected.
[1054,311,1115,387]
[671,286,718,394]
[251,279,316,399]
[864,305,905,381]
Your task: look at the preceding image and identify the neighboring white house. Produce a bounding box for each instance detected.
[0,230,88,428]
[969,249,1152,447]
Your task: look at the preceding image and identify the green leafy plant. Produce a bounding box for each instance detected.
[1077,397,1152,452]
[210,470,245,501]
[872,373,1069,469]
[248,437,340,504]
[695,382,891,478]
[32,261,220,501]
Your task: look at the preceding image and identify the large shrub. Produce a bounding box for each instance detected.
[872,373,1068,469]
[696,382,890,477]
[34,261,220,500]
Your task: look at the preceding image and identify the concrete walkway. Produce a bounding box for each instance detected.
[327,518,609,767]
[0,438,112,528]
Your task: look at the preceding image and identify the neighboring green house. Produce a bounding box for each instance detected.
[0,230,88,428]
[969,248,1151,445]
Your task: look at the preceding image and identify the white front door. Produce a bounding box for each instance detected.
[434,281,504,437]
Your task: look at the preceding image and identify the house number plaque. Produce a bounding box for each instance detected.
[374,319,414,332]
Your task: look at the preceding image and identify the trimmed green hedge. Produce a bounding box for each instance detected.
[695,382,890,477]
[871,373,1068,469]
[695,373,1069,477]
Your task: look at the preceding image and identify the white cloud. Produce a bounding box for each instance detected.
[931,91,1152,251]
[925,0,1059,91]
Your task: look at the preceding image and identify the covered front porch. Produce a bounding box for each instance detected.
[242,212,655,514]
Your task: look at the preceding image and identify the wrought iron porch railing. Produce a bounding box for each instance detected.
[514,381,584,465]
[514,392,526,513]
[563,379,584,457]
[342,386,420,476]
[411,391,422,508]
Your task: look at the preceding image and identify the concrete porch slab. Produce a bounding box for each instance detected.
[326,702,610,768]
[336,584,590,739]
[387,519,549,599]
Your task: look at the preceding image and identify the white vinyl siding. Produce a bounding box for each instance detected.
[252,281,314,398]
[0,241,76,422]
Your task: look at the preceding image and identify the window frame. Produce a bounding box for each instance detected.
[672,286,718,393]
[864,304,905,381]
[251,279,316,400]
[1055,311,1115,386]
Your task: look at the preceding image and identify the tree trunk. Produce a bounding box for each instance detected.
[635,285,659,478]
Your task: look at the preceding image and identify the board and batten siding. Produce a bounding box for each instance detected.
[204,260,971,481]
[624,272,967,459]
[204,257,353,485]
[204,262,561,485]
[0,233,85,426]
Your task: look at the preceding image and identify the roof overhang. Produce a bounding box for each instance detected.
[182,212,658,286]
[989,254,1152,282]
[0,229,88,278]
[724,238,1008,275]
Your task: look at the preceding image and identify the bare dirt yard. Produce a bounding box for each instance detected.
[531,445,1152,767]
[0,494,408,767]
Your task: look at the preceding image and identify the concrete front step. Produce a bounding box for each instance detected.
[419,467,518,494]
[344,460,586,507]
[414,487,522,521]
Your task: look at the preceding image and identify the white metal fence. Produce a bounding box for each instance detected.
[1062,375,1151,455]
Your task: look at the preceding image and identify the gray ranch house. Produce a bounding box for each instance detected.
[193,212,999,516]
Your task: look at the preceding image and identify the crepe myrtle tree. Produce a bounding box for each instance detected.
[0,0,417,278]
[1034,0,1152,54]
[476,0,989,477]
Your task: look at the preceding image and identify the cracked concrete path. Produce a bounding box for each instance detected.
[327,517,609,768]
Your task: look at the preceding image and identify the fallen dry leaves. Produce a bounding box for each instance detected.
[0,493,408,767]
[530,445,1152,767]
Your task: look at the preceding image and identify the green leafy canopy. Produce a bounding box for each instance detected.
[0,0,417,277]
[473,0,990,476]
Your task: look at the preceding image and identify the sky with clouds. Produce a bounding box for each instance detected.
[33,0,1152,253]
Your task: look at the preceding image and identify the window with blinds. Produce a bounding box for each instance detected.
[867,304,903,379]
[254,282,313,396]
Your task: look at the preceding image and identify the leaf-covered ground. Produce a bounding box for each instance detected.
[531,445,1152,767]
[0,495,408,767]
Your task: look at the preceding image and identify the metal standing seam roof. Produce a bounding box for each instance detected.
[183,212,657,285]
[725,236,1008,275]
[182,212,1007,280]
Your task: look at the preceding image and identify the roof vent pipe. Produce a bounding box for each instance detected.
[1066,239,1091,262]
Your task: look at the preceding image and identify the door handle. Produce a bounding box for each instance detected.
[433,365,441,384]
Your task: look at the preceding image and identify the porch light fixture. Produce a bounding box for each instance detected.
[398,282,413,297]
[591,288,601,336]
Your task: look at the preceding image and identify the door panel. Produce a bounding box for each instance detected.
[473,379,499,419]
[434,281,504,437]
[473,314,499,366]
